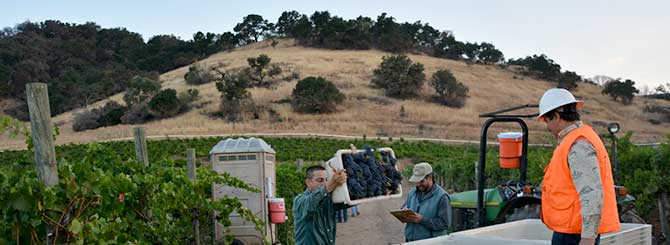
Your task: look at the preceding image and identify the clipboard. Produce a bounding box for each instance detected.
[390,209,416,223]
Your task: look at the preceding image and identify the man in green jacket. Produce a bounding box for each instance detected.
[402,162,452,242]
[293,165,347,244]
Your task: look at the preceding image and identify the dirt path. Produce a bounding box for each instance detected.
[335,181,412,244]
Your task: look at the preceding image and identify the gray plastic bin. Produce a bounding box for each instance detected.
[405,219,652,245]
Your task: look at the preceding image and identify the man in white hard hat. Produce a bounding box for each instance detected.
[401,162,452,242]
[537,88,620,245]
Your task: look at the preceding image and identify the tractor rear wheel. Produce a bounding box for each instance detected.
[505,204,541,222]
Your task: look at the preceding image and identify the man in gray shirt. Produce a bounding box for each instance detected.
[402,162,452,242]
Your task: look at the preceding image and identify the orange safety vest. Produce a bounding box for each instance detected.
[541,125,620,234]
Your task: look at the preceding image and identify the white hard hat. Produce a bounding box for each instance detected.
[537,88,584,120]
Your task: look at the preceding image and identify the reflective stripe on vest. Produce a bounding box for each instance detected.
[541,125,620,234]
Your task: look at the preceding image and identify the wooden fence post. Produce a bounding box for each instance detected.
[187,148,197,180]
[26,83,59,185]
[26,83,59,244]
[133,127,149,167]
[187,148,201,245]
[296,158,303,171]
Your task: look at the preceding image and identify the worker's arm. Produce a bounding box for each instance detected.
[298,169,346,215]
[419,194,452,231]
[568,139,603,239]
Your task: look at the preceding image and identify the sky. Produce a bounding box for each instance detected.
[3,0,668,90]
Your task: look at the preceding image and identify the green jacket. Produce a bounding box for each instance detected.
[293,186,347,245]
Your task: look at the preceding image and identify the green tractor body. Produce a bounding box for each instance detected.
[449,188,505,231]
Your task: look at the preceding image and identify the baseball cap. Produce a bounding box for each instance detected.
[409,162,433,183]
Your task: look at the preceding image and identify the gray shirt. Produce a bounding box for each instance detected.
[558,121,603,238]
[402,184,453,231]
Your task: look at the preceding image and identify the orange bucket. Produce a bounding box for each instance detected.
[268,198,287,224]
[498,132,523,169]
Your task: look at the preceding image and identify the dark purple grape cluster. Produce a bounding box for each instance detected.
[342,145,403,200]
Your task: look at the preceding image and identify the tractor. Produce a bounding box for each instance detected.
[447,104,643,232]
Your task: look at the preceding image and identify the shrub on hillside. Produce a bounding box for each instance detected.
[508,54,587,90]
[643,103,670,123]
[121,101,151,124]
[178,89,200,110]
[557,71,581,91]
[148,89,182,119]
[73,109,102,132]
[507,54,561,81]
[245,54,283,87]
[96,101,125,127]
[292,76,344,113]
[184,65,216,85]
[430,69,469,108]
[649,83,670,101]
[72,101,126,132]
[478,42,505,64]
[371,55,425,99]
[216,73,252,121]
[4,102,29,121]
[602,79,639,105]
[123,76,161,107]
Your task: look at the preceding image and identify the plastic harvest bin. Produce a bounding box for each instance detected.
[325,147,403,205]
[404,219,652,245]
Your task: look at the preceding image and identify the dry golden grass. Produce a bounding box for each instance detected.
[2,38,668,150]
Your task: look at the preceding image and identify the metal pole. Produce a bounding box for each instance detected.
[477,118,492,227]
[477,117,528,227]
[611,134,619,184]
[478,104,539,118]
[519,122,529,184]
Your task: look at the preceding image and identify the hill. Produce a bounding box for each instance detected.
[1,39,668,149]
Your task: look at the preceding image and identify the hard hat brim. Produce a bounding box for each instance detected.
[536,101,584,121]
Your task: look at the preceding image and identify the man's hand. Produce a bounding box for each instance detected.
[406,212,423,224]
[579,237,596,245]
[326,169,347,193]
